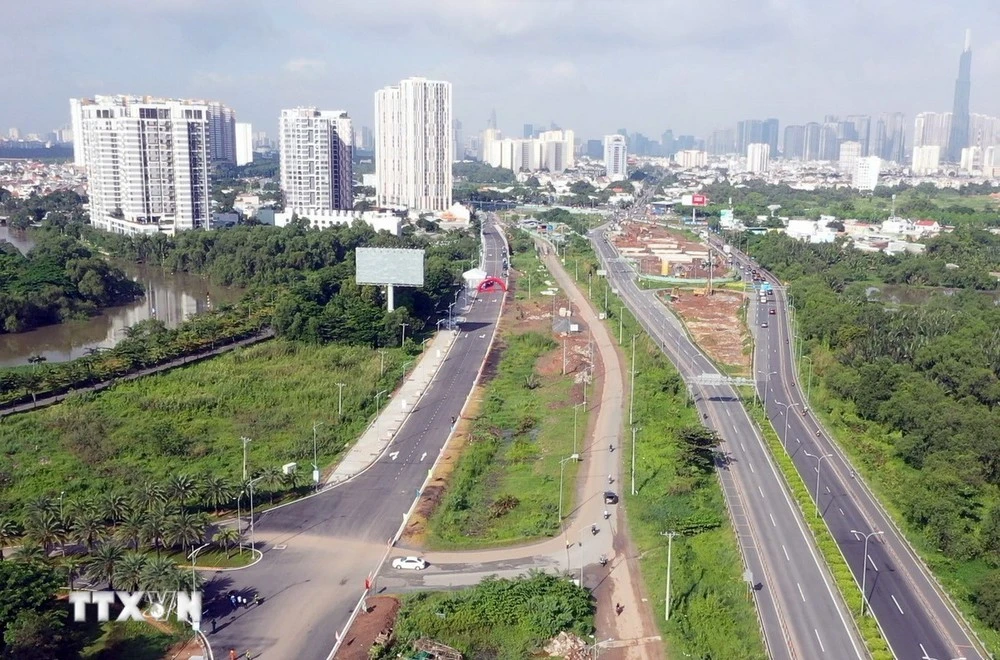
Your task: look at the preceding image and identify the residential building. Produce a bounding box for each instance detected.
[803,122,822,160]
[674,150,707,168]
[603,134,627,181]
[279,107,353,211]
[746,143,770,173]
[846,115,871,155]
[69,99,85,166]
[707,128,735,155]
[538,129,575,172]
[206,102,236,164]
[73,95,211,235]
[960,146,982,172]
[914,112,952,149]
[452,119,463,161]
[947,30,972,162]
[783,125,805,159]
[661,130,675,156]
[586,139,603,159]
[375,77,453,211]
[839,141,861,174]
[235,122,253,166]
[523,123,534,139]
[818,122,840,160]
[853,156,881,191]
[911,145,941,174]
[873,113,906,163]
[482,128,502,166]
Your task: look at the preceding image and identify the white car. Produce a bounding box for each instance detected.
[391,556,427,570]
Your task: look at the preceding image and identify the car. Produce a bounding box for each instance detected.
[761,322,768,328]
[391,556,427,570]
[768,309,776,315]
[604,491,619,504]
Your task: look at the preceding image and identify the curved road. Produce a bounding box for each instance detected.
[204,220,507,660]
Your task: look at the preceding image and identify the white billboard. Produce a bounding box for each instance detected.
[355,247,425,287]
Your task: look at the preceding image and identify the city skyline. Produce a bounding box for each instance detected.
[3,2,1000,141]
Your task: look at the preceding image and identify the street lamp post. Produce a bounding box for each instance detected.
[187,542,211,592]
[629,335,638,426]
[801,356,814,403]
[662,531,678,621]
[448,302,456,329]
[402,360,412,378]
[400,322,408,346]
[374,389,388,441]
[312,421,324,488]
[573,402,585,457]
[762,371,778,410]
[558,454,580,522]
[378,350,386,377]
[248,476,265,553]
[773,401,799,454]
[240,436,253,482]
[803,450,833,517]
[619,305,624,344]
[631,425,639,495]
[851,529,885,616]
[337,382,346,416]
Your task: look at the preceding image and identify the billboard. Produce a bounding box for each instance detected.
[355,247,425,287]
[681,193,708,207]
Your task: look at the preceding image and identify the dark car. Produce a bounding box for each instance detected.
[604,491,619,504]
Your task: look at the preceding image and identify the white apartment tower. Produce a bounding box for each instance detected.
[603,135,627,181]
[839,141,861,174]
[69,98,85,166]
[73,95,211,235]
[235,122,254,166]
[853,156,881,191]
[538,129,575,172]
[375,77,452,211]
[746,143,770,173]
[911,145,942,175]
[279,108,354,211]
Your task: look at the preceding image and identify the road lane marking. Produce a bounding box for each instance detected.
[797,582,806,602]
[868,555,878,572]
[740,442,745,452]
[782,545,789,561]
[748,461,754,473]
[825,486,831,494]
[769,513,776,527]
[389,451,399,461]
[758,486,764,497]
[840,508,846,516]
[891,594,904,614]
[814,629,825,653]
[420,452,427,461]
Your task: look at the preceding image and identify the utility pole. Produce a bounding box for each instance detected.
[851,529,884,616]
[312,421,324,488]
[629,334,637,426]
[619,305,624,344]
[662,531,678,621]
[400,322,408,347]
[631,425,639,495]
[337,382,346,416]
[378,350,386,377]
[240,436,252,482]
[563,338,567,376]
[804,450,833,517]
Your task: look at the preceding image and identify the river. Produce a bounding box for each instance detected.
[0,227,244,368]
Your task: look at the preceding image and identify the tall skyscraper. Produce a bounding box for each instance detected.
[736,119,764,154]
[803,122,822,161]
[69,99,85,166]
[947,30,972,163]
[846,115,871,156]
[73,95,211,235]
[538,129,575,172]
[235,122,253,166]
[873,113,906,163]
[603,134,627,181]
[207,102,237,164]
[481,128,502,166]
[523,123,534,139]
[375,77,453,211]
[661,130,675,156]
[839,141,861,174]
[488,108,497,130]
[453,119,463,161]
[914,112,952,149]
[818,123,840,160]
[783,125,805,159]
[279,108,353,212]
[762,118,780,155]
[707,128,735,155]
[746,143,770,173]
[912,145,941,174]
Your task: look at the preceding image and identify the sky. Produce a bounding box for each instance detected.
[4,0,1000,141]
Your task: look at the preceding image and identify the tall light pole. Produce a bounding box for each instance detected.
[803,450,833,517]
[762,371,778,409]
[400,322,409,346]
[618,305,624,344]
[336,382,346,416]
[801,356,814,403]
[573,402,585,457]
[248,475,265,553]
[629,334,638,426]
[558,454,580,522]
[378,350,386,377]
[631,425,639,495]
[374,389,388,441]
[662,531,678,621]
[188,542,211,592]
[59,491,65,519]
[240,436,253,482]
[851,529,884,616]
[448,302,456,329]
[312,421,324,488]
[773,401,799,454]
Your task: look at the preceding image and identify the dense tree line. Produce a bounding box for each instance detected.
[1,189,89,230]
[0,233,143,333]
[749,230,1000,630]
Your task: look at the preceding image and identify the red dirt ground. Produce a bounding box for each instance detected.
[665,289,750,372]
[334,596,400,660]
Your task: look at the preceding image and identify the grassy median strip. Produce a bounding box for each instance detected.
[556,231,767,659]
[426,243,586,549]
[743,398,893,659]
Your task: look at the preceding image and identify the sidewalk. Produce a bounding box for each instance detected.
[324,328,459,486]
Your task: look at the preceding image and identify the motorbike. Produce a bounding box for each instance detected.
[603,510,610,520]
[599,554,608,567]
[591,524,599,535]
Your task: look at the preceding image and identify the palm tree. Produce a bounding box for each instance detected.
[202,475,234,515]
[142,507,168,555]
[0,517,21,560]
[164,512,206,553]
[114,551,148,591]
[25,496,56,519]
[71,510,107,553]
[212,527,240,558]
[140,554,181,592]
[258,465,283,505]
[85,543,125,590]
[14,542,49,566]
[132,481,166,512]
[166,474,197,513]
[115,510,144,550]
[101,491,130,525]
[24,510,64,556]
[282,469,300,492]
[62,555,86,589]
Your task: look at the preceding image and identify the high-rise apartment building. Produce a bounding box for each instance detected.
[853,156,881,191]
[235,122,253,166]
[603,134,627,181]
[207,102,236,164]
[481,128,502,166]
[783,125,805,159]
[72,95,211,235]
[914,112,952,149]
[960,146,982,172]
[763,118,780,155]
[746,143,770,173]
[452,119,463,161]
[846,115,871,156]
[818,123,840,160]
[707,128,735,155]
[69,99,85,166]
[523,123,534,139]
[947,30,972,162]
[803,123,822,161]
[375,77,452,211]
[912,145,941,174]
[279,108,354,212]
[661,130,675,156]
[538,129,575,172]
[873,113,906,162]
[674,150,707,168]
[839,141,861,174]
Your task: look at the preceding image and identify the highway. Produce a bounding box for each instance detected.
[733,244,987,660]
[205,218,508,660]
[591,222,864,659]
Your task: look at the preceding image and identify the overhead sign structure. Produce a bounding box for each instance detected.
[681,194,708,207]
[356,247,425,311]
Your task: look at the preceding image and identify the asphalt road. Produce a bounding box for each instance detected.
[591,225,864,659]
[732,245,986,660]
[205,219,507,660]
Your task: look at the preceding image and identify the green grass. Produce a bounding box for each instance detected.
[0,340,411,512]
[743,398,892,659]
[82,620,187,660]
[558,235,767,658]
[426,243,590,548]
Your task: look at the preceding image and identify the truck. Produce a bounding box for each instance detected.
[722,245,732,255]
[759,295,767,304]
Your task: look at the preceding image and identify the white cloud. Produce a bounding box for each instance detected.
[283,58,327,77]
